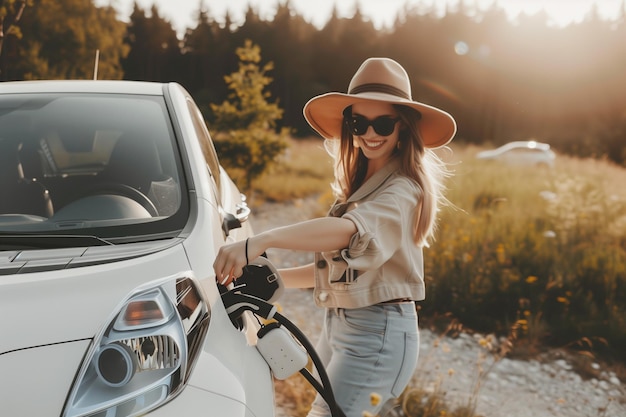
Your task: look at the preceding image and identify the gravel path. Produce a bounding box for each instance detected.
[249,198,626,417]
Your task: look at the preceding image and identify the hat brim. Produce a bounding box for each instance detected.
[303,92,456,148]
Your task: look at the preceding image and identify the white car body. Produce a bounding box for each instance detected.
[0,81,275,416]
[476,140,556,167]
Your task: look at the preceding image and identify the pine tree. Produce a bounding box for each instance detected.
[210,40,289,192]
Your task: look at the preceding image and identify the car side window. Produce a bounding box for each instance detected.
[186,98,222,196]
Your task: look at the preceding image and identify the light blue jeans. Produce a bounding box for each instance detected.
[306,302,419,417]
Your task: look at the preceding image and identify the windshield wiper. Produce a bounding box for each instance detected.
[0,234,114,250]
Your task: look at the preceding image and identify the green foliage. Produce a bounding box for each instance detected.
[7,0,128,80]
[420,145,626,360]
[210,40,289,191]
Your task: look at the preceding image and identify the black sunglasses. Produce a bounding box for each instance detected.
[346,114,400,136]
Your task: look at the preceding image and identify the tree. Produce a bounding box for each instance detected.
[122,4,181,82]
[181,5,232,103]
[10,0,128,80]
[210,40,289,192]
[0,0,30,80]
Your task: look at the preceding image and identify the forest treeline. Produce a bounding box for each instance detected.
[2,0,626,164]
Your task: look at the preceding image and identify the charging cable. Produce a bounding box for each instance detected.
[221,289,346,417]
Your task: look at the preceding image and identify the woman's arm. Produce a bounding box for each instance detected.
[214,217,356,285]
[279,263,315,289]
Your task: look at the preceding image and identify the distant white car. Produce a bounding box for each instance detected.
[476,140,556,167]
[0,80,276,417]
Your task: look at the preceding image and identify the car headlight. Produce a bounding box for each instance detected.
[62,274,210,417]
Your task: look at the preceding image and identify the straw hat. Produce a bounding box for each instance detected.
[303,57,456,148]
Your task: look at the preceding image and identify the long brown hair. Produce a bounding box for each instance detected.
[325,104,450,246]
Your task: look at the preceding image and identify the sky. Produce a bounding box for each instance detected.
[96,0,625,37]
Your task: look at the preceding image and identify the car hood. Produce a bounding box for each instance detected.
[0,239,189,354]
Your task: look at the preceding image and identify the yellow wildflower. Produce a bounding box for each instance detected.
[369,392,382,406]
[496,244,506,264]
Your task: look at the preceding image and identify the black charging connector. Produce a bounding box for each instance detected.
[219,255,347,417]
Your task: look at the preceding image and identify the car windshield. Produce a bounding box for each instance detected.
[0,92,187,242]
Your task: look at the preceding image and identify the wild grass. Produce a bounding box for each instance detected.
[250,138,335,208]
[425,144,626,362]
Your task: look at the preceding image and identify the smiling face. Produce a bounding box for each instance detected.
[350,101,401,173]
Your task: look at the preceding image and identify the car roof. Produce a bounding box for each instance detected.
[0,80,168,95]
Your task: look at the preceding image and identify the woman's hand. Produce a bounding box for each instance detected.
[213,236,264,286]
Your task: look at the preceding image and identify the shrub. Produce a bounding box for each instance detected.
[210,40,289,191]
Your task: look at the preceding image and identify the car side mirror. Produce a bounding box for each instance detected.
[222,194,250,236]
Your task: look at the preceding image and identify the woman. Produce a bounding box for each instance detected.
[213,57,456,417]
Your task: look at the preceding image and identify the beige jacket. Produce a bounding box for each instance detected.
[313,158,425,309]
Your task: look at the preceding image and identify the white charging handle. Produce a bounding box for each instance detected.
[256,323,308,380]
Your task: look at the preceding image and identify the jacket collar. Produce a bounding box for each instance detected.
[347,157,402,203]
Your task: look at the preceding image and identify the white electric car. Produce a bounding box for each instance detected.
[0,80,276,417]
[476,140,556,168]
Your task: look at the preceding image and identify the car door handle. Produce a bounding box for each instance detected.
[235,202,250,223]
[221,195,250,236]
